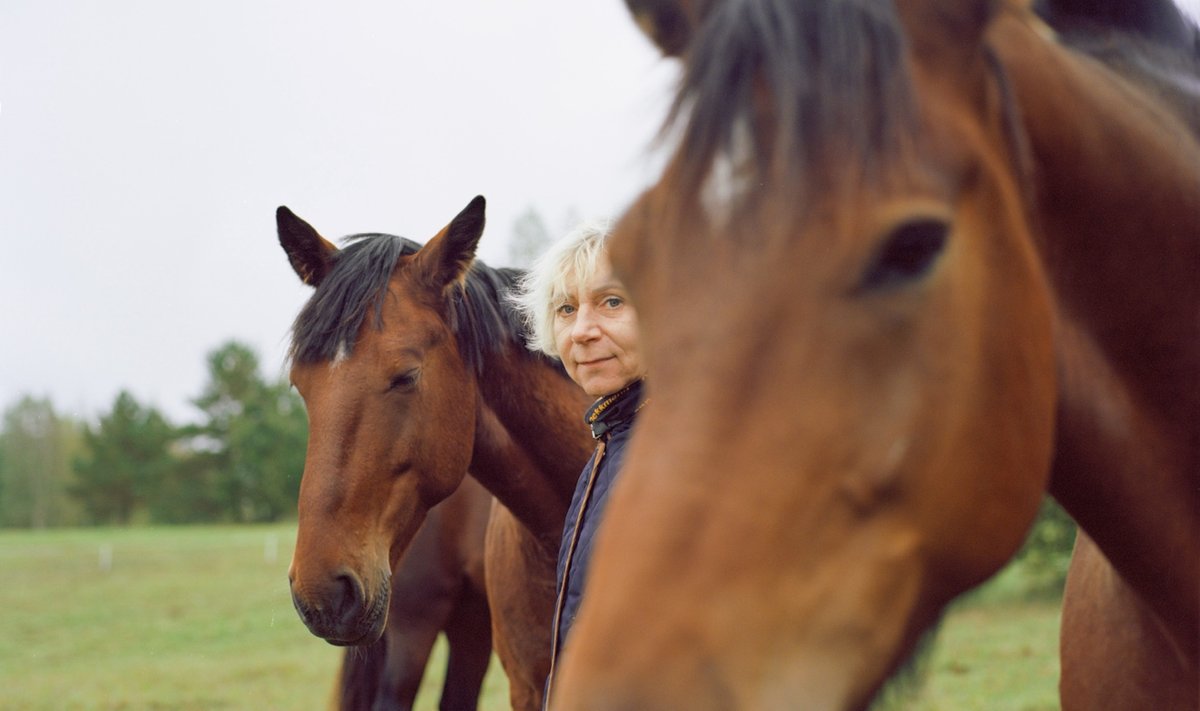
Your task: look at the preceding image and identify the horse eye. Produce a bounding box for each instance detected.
[389,369,420,392]
[858,218,949,292]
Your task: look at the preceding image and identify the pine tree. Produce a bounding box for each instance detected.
[72,391,175,525]
[192,341,307,522]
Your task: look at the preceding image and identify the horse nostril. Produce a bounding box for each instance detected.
[332,573,364,622]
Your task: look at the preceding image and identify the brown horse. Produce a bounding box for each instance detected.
[336,476,491,711]
[550,0,1199,709]
[278,197,593,711]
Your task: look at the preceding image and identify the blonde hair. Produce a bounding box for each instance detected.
[512,219,612,357]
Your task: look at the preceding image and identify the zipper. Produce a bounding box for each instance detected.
[544,436,607,705]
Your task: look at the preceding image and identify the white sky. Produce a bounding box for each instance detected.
[2,1,1198,425]
[0,2,675,424]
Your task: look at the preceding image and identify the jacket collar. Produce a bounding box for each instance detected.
[584,379,647,439]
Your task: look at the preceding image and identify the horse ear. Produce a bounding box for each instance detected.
[625,0,700,57]
[277,206,338,288]
[415,195,487,292]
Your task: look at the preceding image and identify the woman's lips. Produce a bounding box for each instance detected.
[577,356,612,367]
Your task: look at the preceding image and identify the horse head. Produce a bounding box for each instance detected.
[279,197,486,646]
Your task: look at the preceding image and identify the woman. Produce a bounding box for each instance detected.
[513,220,648,701]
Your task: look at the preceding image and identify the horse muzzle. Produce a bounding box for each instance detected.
[288,569,389,646]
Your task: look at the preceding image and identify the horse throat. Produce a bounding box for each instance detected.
[467,351,593,545]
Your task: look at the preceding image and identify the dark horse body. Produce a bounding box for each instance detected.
[337,476,492,711]
[1023,2,1200,708]
[549,0,1198,708]
[278,198,593,711]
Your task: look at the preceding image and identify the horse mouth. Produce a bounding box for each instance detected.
[309,596,389,647]
[322,625,384,647]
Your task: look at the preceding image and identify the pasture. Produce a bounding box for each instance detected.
[1,524,1060,710]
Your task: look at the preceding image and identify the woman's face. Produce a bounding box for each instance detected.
[553,252,645,398]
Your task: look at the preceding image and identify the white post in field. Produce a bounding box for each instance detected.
[264,533,279,565]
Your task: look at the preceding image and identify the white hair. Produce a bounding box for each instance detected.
[512,219,612,357]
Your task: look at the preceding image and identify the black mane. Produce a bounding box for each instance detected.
[669,0,916,204]
[288,232,528,374]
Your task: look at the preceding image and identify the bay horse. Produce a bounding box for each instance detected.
[277,197,593,711]
[550,0,1199,709]
[336,476,491,711]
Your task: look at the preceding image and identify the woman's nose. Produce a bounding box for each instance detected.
[571,306,601,342]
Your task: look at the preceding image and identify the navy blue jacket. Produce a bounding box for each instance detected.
[547,379,645,688]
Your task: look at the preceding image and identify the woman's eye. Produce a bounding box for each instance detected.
[556,303,576,317]
[389,370,420,391]
[603,296,624,309]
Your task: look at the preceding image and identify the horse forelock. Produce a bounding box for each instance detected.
[667,0,918,233]
[289,233,416,367]
[288,232,529,375]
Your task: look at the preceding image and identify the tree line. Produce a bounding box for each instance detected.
[0,340,306,527]
[0,333,1075,592]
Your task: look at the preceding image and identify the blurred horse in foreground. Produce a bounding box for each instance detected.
[552,0,1198,708]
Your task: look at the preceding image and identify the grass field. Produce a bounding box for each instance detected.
[0,525,1061,710]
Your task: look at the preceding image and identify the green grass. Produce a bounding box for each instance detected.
[0,525,1060,710]
[910,601,1061,711]
[0,525,507,710]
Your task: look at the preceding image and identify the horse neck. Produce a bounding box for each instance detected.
[994,15,1200,650]
[467,346,593,545]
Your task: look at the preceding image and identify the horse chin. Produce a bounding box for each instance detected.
[318,596,388,648]
[324,621,385,648]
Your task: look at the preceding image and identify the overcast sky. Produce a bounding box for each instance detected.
[3,2,1199,425]
[0,2,675,424]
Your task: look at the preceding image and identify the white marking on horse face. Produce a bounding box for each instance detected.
[701,117,756,229]
[331,340,350,368]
